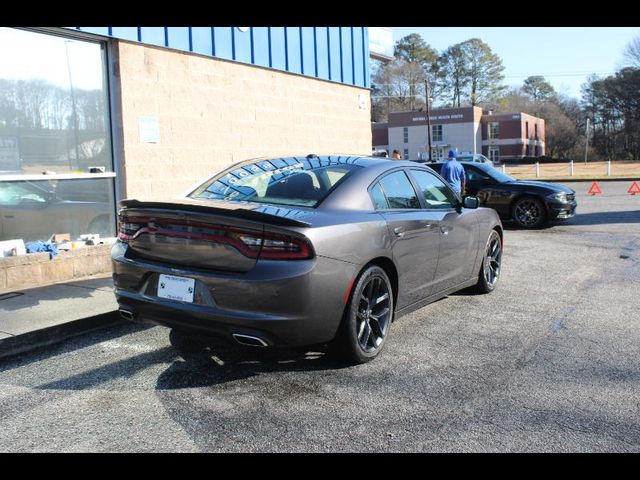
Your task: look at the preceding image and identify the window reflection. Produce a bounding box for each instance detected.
[0,178,115,242]
[0,28,111,175]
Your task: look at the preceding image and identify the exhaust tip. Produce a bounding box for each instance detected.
[232,333,268,347]
[119,308,135,321]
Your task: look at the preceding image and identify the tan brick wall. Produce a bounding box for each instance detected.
[0,245,112,294]
[114,41,372,200]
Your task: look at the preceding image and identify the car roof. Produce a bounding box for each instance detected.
[229,154,394,170]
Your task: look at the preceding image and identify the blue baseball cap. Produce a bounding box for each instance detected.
[448,149,457,158]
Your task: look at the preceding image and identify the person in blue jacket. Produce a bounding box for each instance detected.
[439,148,466,197]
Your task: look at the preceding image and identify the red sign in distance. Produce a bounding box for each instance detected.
[588,182,602,195]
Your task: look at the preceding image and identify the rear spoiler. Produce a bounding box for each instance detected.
[118,199,312,228]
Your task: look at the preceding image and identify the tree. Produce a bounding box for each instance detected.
[460,38,506,106]
[522,76,556,103]
[371,59,426,121]
[371,34,439,119]
[580,68,640,160]
[539,102,579,158]
[493,86,533,112]
[436,44,469,108]
[623,35,640,68]
[494,87,580,159]
[394,34,438,67]
[393,34,438,111]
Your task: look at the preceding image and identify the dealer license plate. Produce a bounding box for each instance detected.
[157,274,195,303]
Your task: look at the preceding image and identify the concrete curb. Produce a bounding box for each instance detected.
[0,310,123,361]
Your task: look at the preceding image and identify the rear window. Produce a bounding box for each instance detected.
[377,171,421,209]
[189,157,361,208]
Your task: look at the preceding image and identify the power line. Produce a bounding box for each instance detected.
[373,72,615,86]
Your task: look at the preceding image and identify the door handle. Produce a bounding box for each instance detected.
[419,221,434,229]
[440,225,452,235]
[393,226,405,237]
[3,215,14,219]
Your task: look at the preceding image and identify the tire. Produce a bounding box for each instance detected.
[511,196,547,229]
[334,265,394,364]
[169,328,207,353]
[475,230,502,294]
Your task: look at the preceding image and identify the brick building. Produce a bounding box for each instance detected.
[0,26,372,246]
[0,26,375,290]
[376,106,545,163]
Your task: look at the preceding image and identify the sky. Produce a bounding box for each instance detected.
[392,27,640,99]
[0,28,104,90]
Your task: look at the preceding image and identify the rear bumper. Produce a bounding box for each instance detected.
[111,242,358,347]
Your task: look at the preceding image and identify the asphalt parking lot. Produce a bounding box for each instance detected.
[0,181,638,452]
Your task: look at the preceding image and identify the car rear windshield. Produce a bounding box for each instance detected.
[189,157,362,208]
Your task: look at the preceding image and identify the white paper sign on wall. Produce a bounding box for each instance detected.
[138,116,160,143]
[358,94,367,110]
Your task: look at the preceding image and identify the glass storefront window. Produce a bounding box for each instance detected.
[0,28,112,175]
[0,28,115,244]
[0,178,116,242]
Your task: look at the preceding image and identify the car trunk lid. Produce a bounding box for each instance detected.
[118,198,313,272]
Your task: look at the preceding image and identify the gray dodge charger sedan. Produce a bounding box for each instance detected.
[112,155,503,363]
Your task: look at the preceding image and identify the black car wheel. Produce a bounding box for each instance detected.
[512,196,546,228]
[335,265,394,364]
[475,230,502,293]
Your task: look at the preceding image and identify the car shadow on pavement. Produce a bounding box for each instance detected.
[156,341,352,390]
[501,210,640,231]
[563,210,640,226]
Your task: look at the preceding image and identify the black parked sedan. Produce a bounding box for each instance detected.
[428,161,577,228]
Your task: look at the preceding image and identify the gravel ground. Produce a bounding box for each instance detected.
[0,181,638,452]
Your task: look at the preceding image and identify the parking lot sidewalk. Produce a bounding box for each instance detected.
[0,274,121,360]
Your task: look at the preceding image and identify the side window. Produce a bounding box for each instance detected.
[466,167,491,182]
[409,169,458,209]
[378,171,421,209]
[369,182,389,210]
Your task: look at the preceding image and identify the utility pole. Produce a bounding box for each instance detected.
[584,117,590,165]
[65,40,80,169]
[425,76,432,162]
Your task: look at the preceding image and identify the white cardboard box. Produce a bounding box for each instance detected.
[0,239,27,257]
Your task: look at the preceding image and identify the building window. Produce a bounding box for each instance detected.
[489,147,500,164]
[432,124,443,142]
[488,122,499,139]
[0,28,115,241]
[403,148,408,159]
[534,123,538,140]
[525,121,529,138]
[403,127,408,144]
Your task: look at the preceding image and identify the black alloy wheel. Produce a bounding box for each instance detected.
[336,265,394,364]
[512,196,546,228]
[475,230,502,293]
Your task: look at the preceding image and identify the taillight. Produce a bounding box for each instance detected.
[117,215,312,260]
[236,231,312,259]
[255,232,312,260]
[117,216,145,243]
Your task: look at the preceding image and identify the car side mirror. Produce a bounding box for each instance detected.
[463,196,479,209]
